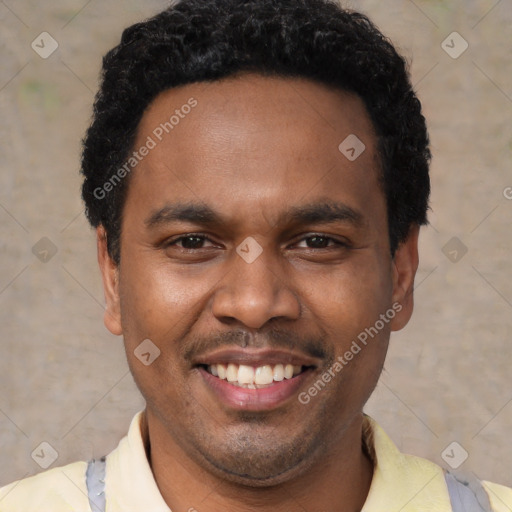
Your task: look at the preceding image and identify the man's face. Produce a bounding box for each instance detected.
[99,74,417,484]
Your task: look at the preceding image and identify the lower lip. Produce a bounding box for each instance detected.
[198,367,313,411]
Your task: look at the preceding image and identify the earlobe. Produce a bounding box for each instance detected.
[96,226,123,336]
[390,224,420,332]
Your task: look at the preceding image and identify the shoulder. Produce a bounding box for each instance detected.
[364,415,512,511]
[0,461,90,512]
[483,480,512,512]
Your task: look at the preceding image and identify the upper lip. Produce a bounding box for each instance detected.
[193,348,320,368]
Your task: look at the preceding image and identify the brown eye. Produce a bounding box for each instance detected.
[179,235,207,249]
[166,234,215,250]
[295,235,346,249]
[305,236,331,248]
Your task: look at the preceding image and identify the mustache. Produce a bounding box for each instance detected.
[182,327,332,363]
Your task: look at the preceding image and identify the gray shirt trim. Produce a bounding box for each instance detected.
[446,472,493,512]
[86,457,106,512]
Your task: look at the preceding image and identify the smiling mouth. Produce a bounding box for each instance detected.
[200,363,310,389]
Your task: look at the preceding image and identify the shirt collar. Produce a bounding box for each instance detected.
[361,415,452,511]
[106,410,171,511]
[107,411,453,512]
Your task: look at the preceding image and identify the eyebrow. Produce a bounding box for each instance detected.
[145,200,364,230]
[283,201,364,228]
[145,203,224,228]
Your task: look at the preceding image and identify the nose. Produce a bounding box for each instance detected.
[211,243,301,329]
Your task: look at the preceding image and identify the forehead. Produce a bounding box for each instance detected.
[127,74,383,230]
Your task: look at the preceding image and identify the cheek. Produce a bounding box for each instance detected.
[302,262,392,408]
[116,260,205,403]
[300,252,393,333]
[117,258,220,346]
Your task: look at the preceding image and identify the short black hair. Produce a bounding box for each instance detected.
[81,0,431,264]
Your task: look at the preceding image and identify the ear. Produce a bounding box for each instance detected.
[97,226,123,336]
[390,224,420,332]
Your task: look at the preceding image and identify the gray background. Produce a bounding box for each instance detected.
[1,0,511,489]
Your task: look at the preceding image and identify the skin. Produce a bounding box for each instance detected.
[97,74,419,512]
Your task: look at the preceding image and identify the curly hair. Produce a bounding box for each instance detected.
[81,0,431,264]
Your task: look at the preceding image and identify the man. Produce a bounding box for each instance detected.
[1,0,510,510]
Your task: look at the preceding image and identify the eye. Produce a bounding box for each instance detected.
[167,234,216,250]
[295,235,347,249]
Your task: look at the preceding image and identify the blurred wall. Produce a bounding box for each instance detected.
[0,0,511,488]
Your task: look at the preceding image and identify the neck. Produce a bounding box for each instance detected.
[141,409,374,512]
[140,409,150,460]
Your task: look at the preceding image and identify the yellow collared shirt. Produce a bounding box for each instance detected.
[1,412,510,511]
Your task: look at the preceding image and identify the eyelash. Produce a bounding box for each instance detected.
[164,233,350,250]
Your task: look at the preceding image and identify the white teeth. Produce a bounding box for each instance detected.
[254,365,274,385]
[226,363,238,382]
[273,364,284,381]
[217,364,226,380]
[238,365,255,384]
[206,362,304,387]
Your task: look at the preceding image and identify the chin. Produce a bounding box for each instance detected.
[195,434,324,487]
